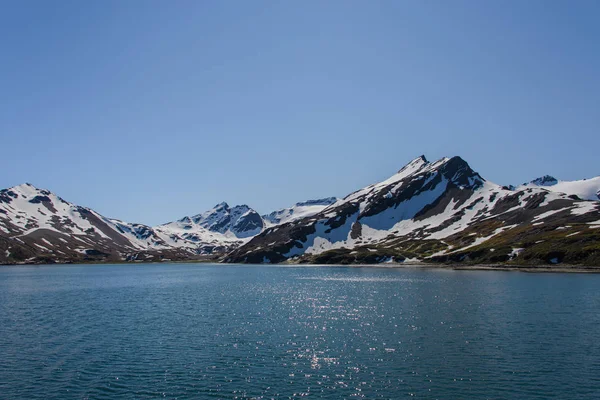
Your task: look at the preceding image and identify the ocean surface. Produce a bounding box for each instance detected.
[1,264,599,399]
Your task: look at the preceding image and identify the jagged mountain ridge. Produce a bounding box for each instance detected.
[184,202,264,238]
[157,202,265,247]
[155,198,339,250]
[226,156,600,266]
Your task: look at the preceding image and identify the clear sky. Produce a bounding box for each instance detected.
[1,0,599,225]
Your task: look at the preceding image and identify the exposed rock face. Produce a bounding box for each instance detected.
[231,209,264,237]
[226,156,600,266]
[529,175,559,186]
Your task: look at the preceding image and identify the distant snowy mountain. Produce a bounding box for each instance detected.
[154,202,266,255]
[161,202,264,238]
[227,156,600,266]
[520,176,600,201]
[156,198,339,252]
[263,197,338,226]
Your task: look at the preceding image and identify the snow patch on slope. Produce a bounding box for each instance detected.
[263,197,337,226]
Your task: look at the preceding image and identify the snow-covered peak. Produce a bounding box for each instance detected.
[0,183,176,251]
[397,155,428,174]
[163,202,265,239]
[1,183,69,212]
[388,156,479,189]
[10,182,37,194]
[3,183,56,201]
[214,201,229,210]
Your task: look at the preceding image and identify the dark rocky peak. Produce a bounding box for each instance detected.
[231,209,264,235]
[529,175,558,186]
[359,156,484,222]
[393,156,483,189]
[436,156,484,189]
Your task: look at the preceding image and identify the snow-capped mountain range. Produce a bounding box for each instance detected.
[1,155,599,265]
[226,156,600,266]
[0,183,336,264]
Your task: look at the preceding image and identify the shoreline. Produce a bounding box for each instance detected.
[280,262,600,273]
[2,260,600,273]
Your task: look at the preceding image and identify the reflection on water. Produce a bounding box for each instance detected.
[297,276,423,282]
[1,264,599,399]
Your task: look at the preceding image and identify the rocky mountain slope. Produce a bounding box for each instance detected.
[226,156,600,266]
[0,184,201,264]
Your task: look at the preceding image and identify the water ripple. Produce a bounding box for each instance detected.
[1,264,600,399]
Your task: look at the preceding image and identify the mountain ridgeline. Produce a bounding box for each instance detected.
[1,156,599,266]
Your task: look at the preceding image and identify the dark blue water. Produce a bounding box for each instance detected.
[1,264,599,399]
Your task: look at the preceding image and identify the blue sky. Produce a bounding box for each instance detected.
[1,0,599,225]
